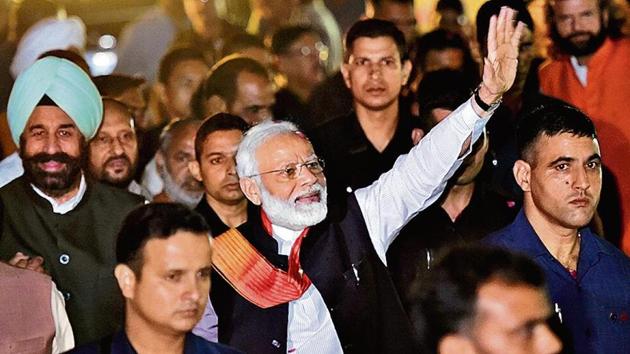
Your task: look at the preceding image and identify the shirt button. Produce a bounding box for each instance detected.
[59,253,70,265]
[610,313,618,322]
[271,340,280,348]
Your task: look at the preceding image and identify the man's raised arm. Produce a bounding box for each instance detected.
[356,6,525,264]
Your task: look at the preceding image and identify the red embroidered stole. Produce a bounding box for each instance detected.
[211,211,312,308]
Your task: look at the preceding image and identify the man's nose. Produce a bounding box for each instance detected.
[297,164,318,186]
[369,62,383,79]
[110,137,125,156]
[573,166,591,191]
[43,135,62,154]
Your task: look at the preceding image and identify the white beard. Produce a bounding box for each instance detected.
[259,182,328,231]
[159,165,203,209]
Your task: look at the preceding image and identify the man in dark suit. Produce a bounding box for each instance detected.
[0,57,143,345]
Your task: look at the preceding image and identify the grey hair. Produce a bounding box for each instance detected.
[159,118,202,153]
[236,120,302,178]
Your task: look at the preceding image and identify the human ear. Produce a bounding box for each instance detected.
[155,82,167,104]
[438,334,476,354]
[114,264,137,299]
[240,177,262,205]
[155,151,165,169]
[401,59,412,85]
[340,63,352,89]
[204,95,228,118]
[513,159,532,192]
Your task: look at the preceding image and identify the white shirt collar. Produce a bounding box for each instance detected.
[31,174,87,214]
[270,223,303,256]
[570,56,588,86]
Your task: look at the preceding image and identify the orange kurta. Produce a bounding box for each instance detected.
[539,38,630,254]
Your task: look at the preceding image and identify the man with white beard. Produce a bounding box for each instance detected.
[209,7,525,354]
[152,119,204,208]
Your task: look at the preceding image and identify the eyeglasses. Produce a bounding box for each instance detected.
[284,42,329,61]
[247,158,325,180]
[91,131,136,149]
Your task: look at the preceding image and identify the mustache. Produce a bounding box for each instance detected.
[28,152,74,165]
[104,154,131,166]
[568,32,594,40]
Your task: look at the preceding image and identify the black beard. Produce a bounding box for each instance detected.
[92,154,136,189]
[21,150,85,198]
[551,23,607,57]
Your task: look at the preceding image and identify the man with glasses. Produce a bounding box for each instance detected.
[87,98,150,199]
[271,25,326,128]
[209,7,525,353]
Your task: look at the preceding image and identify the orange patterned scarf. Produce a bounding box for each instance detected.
[211,210,312,308]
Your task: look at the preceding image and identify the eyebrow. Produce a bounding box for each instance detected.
[548,153,601,167]
[28,123,76,131]
[205,151,229,158]
[547,156,575,167]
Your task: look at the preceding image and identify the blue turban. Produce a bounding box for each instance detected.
[7,57,102,145]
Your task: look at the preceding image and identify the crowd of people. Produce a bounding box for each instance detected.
[0,0,629,353]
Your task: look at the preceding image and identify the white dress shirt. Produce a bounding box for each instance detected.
[51,282,75,353]
[260,98,492,353]
[32,174,87,214]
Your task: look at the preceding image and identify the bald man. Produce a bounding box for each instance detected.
[0,57,144,345]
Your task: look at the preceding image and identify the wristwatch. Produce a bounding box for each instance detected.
[474,86,502,112]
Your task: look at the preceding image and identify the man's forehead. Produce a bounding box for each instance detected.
[349,36,401,59]
[256,133,314,160]
[142,231,212,268]
[475,281,549,328]
[203,129,243,152]
[291,32,321,46]
[102,107,133,130]
[552,0,599,12]
[27,105,76,127]
[378,1,414,17]
[535,132,599,156]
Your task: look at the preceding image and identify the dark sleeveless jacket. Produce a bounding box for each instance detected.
[211,195,417,354]
[0,176,144,346]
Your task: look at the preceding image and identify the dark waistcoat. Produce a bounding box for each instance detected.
[0,176,144,346]
[211,195,417,354]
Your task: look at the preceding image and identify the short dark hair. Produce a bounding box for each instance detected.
[271,25,320,55]
[158,46,207,84]
[476,0,534,57]
[39,49,91,75]
[190,55,269,120]
[413,29,477,73]
[194,113,249,161]
[223,33,266,57]
[517,98,597,162]
[93,74,145,98]
[416,69,476,130]
[409,245,547,353]
[116,203,211,276]
[345,19,408,61]
[436,0,464,14]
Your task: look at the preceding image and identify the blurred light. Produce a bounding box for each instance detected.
[98,34,117,50]
[86,50,118,76]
